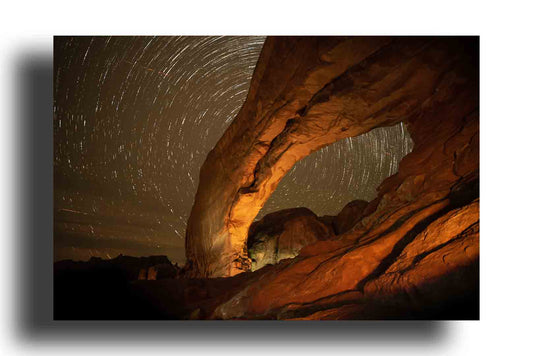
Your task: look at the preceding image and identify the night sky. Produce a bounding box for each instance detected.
[54,36,413,264]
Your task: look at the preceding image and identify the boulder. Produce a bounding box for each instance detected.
[332,200,369,235]
[247,208,334,270]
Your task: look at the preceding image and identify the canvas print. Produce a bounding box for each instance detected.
[54,36,479,320]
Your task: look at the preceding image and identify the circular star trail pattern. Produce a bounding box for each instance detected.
[54,36,412,264]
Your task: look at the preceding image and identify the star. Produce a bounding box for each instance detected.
[54,36,412,265]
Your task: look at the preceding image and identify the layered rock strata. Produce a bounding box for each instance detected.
[186,36,479,280]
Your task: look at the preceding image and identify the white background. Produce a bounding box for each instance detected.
[1,0,532,355]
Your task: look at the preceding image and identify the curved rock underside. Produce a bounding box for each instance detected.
[180,36,478,319]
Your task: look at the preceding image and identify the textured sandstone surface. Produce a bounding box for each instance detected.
[331,199,369,235]
[186,36,479,278]
[247,207,334,271]
[177,36,479,319]
[54,37,479,320]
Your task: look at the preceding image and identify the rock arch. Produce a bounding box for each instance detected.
[185,36,478,278]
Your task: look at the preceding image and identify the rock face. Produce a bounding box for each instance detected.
[331,199,369,235]
[179,36,479,319]
[207,40,479,318]
[247,201,372,271]
[247,208,334,271]
[185,36,479,278]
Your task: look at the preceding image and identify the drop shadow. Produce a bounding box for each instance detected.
[15,49,54,339]
[14,46,451,347]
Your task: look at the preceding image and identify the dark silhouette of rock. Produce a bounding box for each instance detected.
[54,254,180,319]
[54,254,177,282]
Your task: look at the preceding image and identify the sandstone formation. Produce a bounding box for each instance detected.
[177,36,480,319]
[247,201,373,271]
[330,199,369,235]
[186,36,479,279]
[247,207,334,271]
[53,36,479,320]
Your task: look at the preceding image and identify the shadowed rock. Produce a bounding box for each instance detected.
[54,254,178,281]
[332,199,369,235]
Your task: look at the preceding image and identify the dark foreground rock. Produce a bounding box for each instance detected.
[54,255,179,319]
[54,254,178,281]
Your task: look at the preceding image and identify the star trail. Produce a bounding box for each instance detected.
[54,36,413,265]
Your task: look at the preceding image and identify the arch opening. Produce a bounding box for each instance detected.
[256,122,414,221]
[246,123,413,271]
[185,36,473,278]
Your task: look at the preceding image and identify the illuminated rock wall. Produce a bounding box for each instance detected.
[185,36,479,279]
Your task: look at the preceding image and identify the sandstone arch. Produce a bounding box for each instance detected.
[185,36,478,278]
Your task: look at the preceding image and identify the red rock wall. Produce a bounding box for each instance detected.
[185,36,479,283]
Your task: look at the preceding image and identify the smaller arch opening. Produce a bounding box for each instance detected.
[247,122,413,271]
[256,122,414,220]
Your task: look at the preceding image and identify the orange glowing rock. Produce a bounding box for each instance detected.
[185,37,479,279]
